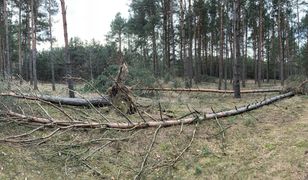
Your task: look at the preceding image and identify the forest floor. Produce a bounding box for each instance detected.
[0,80,307,179]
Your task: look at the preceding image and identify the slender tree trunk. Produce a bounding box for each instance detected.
[257,0,263,88]
[18,1,23,85]
[187,0,193,87]
[224,31,228,90]
[278,0,284,86]
[28,26,33,85]
[152,28,158,77]
[170,0,175,76]
[3,0,11,89]
[229,34,233,84]
[163,0,170,74]
[60,0,75,98]
[0,38,4,77]
[285,21,290,79]
[31,0,38,90]
[253,34,257,84]
[179,0,184,77]
[218,1,224,90]
[194,15,202,83]
[233,0,241,98]
[48,0,56,91]
[243,20,248,87]
[210,33,214,77]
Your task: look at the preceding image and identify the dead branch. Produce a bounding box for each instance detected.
[134,87,282,94]
[134,125,161,180]
[171,122,198,166]
[0,128,60,143]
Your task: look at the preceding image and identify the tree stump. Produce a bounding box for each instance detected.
[107,62,137,114]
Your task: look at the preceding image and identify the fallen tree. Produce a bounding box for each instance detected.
[0,92,111,106]
[2,91,294,129]
[0,87,283,108]
[133,87,282,94]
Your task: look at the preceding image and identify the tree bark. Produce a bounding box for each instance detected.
[218,1,224,90]
[3,0,11,89]
[257,0,264,88]
[278,0,284,86]
[18,0,23,85]
[48,0,56,91]
[31,0,38,90]
[0,92,111,107]
[60,0,75,98]
[179,0,184,77]
[185,0,193,88]
[233,0,241,98]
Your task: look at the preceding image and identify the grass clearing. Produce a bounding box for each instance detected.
[0,81,307,179]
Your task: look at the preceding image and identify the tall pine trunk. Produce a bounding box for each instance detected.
[18,0,23,85]
[187,0,193,87]
[278,0,284,86]
[218,1,224,90]
[257,0,263,88]
[233,0,241,98]
[31,0,38,90]
[3,0,11,89]
[60,0,75,98]
[48,0,56,91]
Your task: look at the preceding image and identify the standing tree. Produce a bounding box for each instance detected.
[60,0,75,98]
[218,0,225,90]
[31,0,38,90]
[17,0,23,85]
[3,0,11,89]
[233,0,241,98]
[257,0,264,87]
[186,0,193,88]
[110,12,126,56]
[47,0,58,91]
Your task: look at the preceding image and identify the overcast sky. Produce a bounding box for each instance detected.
[40,0,130,50]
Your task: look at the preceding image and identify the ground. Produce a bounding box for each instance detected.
[0,80,307,179]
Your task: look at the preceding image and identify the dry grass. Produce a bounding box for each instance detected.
[0,80,307,179]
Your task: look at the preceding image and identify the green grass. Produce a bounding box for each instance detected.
[0,80,307,179]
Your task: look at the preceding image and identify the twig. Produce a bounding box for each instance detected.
[5,125,46,139]
[134,125,161,180]
[171,121,198,167]
[72,90,111,123]
[158,102,163,121]
[82,161,104,177]
[82,141,112,161]
[143,111,158,121]
[211,107,226,155]
[36,102,53,122]
[0,128,60,143]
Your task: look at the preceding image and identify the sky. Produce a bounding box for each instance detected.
[40,0,130,50]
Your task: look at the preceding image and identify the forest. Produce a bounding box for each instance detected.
[0,0,308,179]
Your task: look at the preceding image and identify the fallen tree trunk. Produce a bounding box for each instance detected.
[3,92,294,129]
[0,87,282,107]
[133,87,282,94]
[0,92,111,106]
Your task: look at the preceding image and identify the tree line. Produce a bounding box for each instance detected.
[0,0,308,98]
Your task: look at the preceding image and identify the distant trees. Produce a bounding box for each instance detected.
[0,0,308,98]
